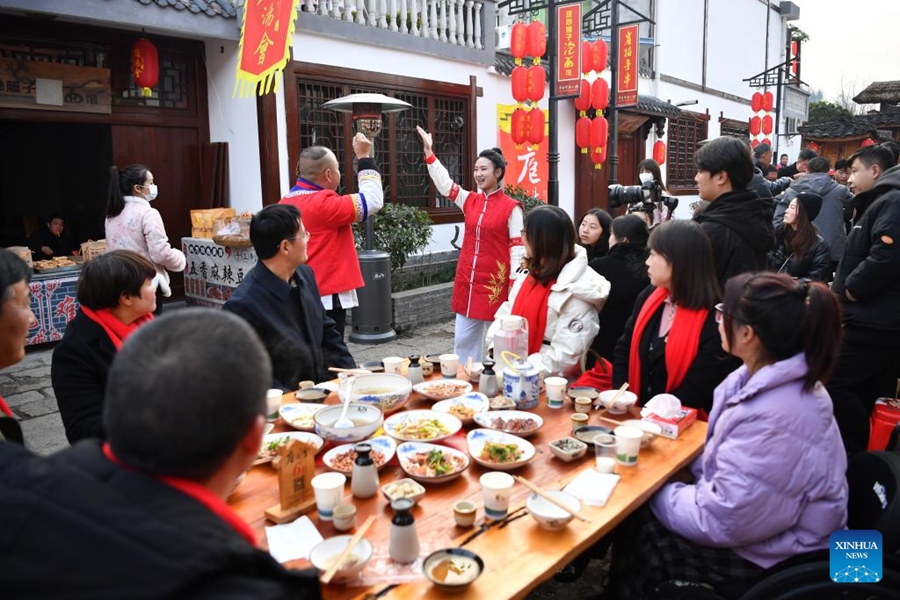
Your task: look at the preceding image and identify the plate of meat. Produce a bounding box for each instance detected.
[473,411,543,437]
[322,436,397,474]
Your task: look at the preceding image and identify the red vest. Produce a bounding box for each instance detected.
[453,189,520,320]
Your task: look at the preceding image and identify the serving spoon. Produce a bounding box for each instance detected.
[334,376,356,429]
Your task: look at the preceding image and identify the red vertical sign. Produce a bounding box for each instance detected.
[616,24,639,107]
[555,3,582,97]
[235,0,301,97]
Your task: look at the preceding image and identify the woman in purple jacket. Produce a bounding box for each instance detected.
[610,272,848,599]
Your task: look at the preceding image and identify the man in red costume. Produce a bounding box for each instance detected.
[280,133,383,339]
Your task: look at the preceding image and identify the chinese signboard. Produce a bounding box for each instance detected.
[498,104,549,202]
[0,58,111,114]
[235,0,301,97]
[182,238,258,307]
[616,24,639,107]
[555,3,582,97]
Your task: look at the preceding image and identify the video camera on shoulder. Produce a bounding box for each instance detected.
[607,181,678,217]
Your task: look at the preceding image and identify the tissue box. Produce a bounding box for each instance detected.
[642,407,698,439]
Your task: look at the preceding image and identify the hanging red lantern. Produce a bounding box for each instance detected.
[749,116,761,136]
[511,108,529,146]
[761,115,774,135]
[576,116,592,153]
[511,66,529,104]
[762,138,773,147]
[526,21,546,59]
[591,78,609,111]
[132,37,159,97]
[750,139,760,149]
[751,92,763,113]
[591,39,608,73]
[653,140,666,165]
[528,108,545,147]
[807,141,821,153]
[591,116,608,149]
[581,41,593,75]
[591,145,607,169]
[526,66,546,102]
[860,137,876,148]
[762,91,774,112]
[510,22,528,62]
[574,79,591,113]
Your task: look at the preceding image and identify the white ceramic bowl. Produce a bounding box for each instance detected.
[622,419,663,448]
[337,373,412,413]
[526,490,581,531]
[309,535,374,583]
[322,436,397,474]
[279,403,328,431]
[432,392,489,424]
[598,389,639,414]
[383,409,462,443]
[466,428,535,471]
[314,402,383,443]
[548,437,589,462]
[423,548,484,591]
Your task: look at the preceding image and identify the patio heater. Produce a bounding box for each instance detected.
[323,93,411,344]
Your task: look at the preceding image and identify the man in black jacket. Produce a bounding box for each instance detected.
[828,145,900,456]
[224,204,354,389]
[0,309,322,599]
[692,136,776,288]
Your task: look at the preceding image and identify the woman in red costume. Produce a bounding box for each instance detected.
[417,126,525,363]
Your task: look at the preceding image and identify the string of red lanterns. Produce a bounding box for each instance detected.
[749,90,774,148]
[573,39,609,169]
[510,20,546,149]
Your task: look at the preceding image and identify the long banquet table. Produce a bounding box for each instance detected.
[229,376,707,600]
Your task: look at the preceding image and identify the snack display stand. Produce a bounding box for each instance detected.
[181,237,258,308]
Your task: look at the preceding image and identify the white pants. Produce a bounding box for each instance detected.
[454,313,488,364]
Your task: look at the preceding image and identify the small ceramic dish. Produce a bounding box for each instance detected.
[466,428,535,471]
[423,548,484,591]
[488,395,517,410]
[622,419,663,448]
[572,425,613,446]
[358,360,385,372]
[567,386,600,402]
[598,389,639,415]
[279,403,328,431]
[526,490,581,531]
[322,435,397,474]
[294,388,330,402]
[381,477,426,505]
[548,437,589,462]
[309,536,373,583]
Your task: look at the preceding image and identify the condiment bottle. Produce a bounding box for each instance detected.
[389,497,420,564]
[479,360,499,397]
[351,443,379,499]
[406,355,424,386]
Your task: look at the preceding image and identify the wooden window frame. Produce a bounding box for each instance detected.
[666,110,710,195]
[719,115,750,141]
[285,62,476,225]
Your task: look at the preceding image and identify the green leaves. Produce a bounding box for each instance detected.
[353,203,433,274]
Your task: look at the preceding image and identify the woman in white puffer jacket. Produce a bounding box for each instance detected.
[486,205,610,378]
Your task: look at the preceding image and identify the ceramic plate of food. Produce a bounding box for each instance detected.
[473,410,543,437]
[322,435,397,474]
[381,478,426,505]
[396,442,469,483]
[279,403,328,431]
[431,392,489,424]
[466,428,535,471]
[257,432,324,464]
[383,409,462,443]
[413,379,473,401]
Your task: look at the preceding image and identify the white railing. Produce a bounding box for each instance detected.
[300,0,485,49]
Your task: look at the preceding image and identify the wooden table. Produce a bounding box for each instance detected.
[229,378,707,600]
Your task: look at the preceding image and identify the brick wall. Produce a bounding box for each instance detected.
[391,281,454,333]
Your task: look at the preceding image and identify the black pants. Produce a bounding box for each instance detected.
[326,294,347,342]
[153,288,165,316]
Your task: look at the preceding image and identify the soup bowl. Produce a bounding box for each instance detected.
[314,402,384,443]
[337,373,412,414]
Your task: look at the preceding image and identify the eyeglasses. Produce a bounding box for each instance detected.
[714,303,724,324]
[286,231,310,243]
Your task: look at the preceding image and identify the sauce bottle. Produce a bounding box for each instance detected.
[351,443,379,499]
[406,355,424,386]
[479,360,499,398]
[389,497,420,564]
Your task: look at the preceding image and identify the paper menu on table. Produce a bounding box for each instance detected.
[563,468,620,507]
[265,516,323,563]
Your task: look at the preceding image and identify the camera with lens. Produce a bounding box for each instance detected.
[608,181,678,220]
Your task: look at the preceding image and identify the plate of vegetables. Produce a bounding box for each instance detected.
[257,432,324,464]
[396,442,470,483]
[383,409,462,443]
[466,428,535,471]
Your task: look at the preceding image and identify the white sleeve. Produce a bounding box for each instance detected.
[508,206,525,281]
[425,156,473,210]
[357,164,384,218]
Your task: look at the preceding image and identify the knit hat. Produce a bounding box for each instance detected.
[796,192,823,221]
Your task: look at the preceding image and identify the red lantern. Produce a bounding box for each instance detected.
[528,108,545,146]
[761,115,774,135]
[751,92,763,113]
[807,141,821,153]
[511,66,529,104]
[762,137,773,147]
[574,79,591,113]
[591,145,607,169]
[132,38,159,97]
[750,139,760,149]
[749,116,761,136]
[510,22,528,61]
[526,21,546,59]
[591,40,608,73]
[762,91,774,112]
[591,78,609,111]
[526,66,546,102]
[653,140,666,165]
[576,116,592,153]
[581,41,593,75]
[591,116,608,149]
[511,108,529,146]
[860,137,876,148]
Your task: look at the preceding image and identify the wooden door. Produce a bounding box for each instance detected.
[111,126,203,299]
[574,125,646,219]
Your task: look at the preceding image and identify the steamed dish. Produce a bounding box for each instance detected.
[479,441,522,464]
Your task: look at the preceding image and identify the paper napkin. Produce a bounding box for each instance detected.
[265,516,323,563]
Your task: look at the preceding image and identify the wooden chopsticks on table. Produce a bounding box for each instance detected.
[513,475,590,522]
[327,367,372,375]
[320,515,376,584]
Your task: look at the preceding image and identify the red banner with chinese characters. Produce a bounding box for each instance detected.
[498,104,549,202]
[234,0,301,97]
[555,3,582,97]
[616,24,639,107]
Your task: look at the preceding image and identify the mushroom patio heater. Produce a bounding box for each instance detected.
[323,93,411,344]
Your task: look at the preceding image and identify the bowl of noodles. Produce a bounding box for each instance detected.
[337,373,412,414]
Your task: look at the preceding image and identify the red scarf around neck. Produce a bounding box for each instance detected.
[628,287,708,400]
[82,307,153,350]
[510,275,555,355]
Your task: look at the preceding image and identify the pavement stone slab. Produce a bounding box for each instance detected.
[20,412,68,456]
[3,389,44,408]
[17,397,60,418]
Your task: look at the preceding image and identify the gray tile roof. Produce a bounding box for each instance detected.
[133,0,237,19]
[853,80,900,105]
[799,106,900,139]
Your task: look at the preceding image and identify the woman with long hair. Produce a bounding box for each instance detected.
[613,220,734,414]
[637,158,674,227]
[105,164,185,313]
[576,208,613,261]
[610,273,847,599]
[588,214,650,361]
[417,126,525,364]
[767,192,831,281]
[486,205,609,377]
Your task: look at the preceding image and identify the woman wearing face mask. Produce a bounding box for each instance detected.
[105,164,186,314]
[417,126,525,364]
[635,159,673,228]
[576,208,613,261]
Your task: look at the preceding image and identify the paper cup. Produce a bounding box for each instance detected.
[383,356,404,374]
[544,376,567,409]
[440,353,460,379]
[614,425,643,466]
[311,472,346,520]
[593,433,617,473]
[480,471,514,520]
[266,389,283,422]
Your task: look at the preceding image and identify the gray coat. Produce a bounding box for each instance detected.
[774,173,853,262]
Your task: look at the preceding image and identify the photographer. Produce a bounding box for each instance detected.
[608,159,678,229]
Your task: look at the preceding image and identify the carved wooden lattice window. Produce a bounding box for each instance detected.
[666,112,709,194]
[719,117,750,141]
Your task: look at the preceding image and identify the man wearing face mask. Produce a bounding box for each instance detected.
[105,164,186,314]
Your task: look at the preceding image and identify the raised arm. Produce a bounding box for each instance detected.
[353,132,384,220]
[417,125,473,210]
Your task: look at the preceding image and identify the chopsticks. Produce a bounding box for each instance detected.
[328,367,372,375]
[596,415,625,428]
[513,475,590,523]
[607,382,630,407]
[320,515,376,584]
